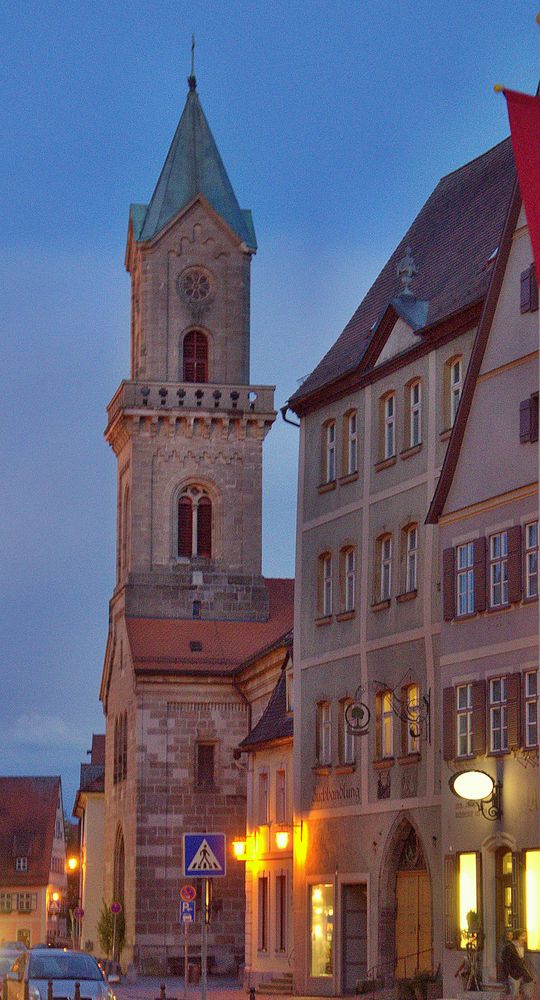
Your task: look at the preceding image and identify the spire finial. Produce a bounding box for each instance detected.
[188,35,197,91]
[397,246,418,297]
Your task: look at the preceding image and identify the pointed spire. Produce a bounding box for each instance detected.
[137,60,256,249]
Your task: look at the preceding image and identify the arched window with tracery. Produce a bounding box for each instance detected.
[183,330,208,383]
[113,826,125,905]
[177,487,212,559]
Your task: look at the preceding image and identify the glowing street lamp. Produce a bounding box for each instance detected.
[449,769,502,820]
[67,856,79,872]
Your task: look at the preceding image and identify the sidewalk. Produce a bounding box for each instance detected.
[115,976,249,1000]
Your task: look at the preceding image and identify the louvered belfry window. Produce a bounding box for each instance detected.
[178,489,212,558]
[197,496,212,558]
[178,495,193,557]
[183,330,208,382]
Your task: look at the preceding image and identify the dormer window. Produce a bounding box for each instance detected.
[15,857,28,872]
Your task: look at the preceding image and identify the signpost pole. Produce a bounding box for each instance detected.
[184,918,188,1000]
[201,878,208,1000]
[112,912,117,964]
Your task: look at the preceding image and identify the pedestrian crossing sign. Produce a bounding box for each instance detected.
[183,833,226,877]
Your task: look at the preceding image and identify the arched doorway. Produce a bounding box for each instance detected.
[378,817,432,980]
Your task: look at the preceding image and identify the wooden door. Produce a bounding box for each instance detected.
[395,870,432,977]
[341,883,367,994]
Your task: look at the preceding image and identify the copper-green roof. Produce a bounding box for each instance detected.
[136,79,256,249]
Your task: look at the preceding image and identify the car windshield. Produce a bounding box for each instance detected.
[0,956,18,974]
[29,955,103,981]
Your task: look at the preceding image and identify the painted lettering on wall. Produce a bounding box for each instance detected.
[312,784,362,806]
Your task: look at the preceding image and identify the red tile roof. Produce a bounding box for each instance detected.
[0,777,60,887]
[126,577,294,676]
[240,667,293,750]
[289,138,516,409]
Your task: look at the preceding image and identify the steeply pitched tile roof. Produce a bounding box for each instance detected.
[289,138,516,408]
[0,777,60,887]
[239,666,293,750]
[136,80,256,249]
[126,578,293,676]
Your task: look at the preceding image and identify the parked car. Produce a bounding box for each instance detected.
[4,949,115,1000]
[0,945,26,994]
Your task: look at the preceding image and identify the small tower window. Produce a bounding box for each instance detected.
[183,330,208,383]
[177,488,212,559]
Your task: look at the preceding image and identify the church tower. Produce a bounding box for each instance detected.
[100,73,292,973]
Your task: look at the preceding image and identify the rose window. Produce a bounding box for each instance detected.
[178,268,212,303]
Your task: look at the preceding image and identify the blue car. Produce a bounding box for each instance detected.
[4,949,115,1000]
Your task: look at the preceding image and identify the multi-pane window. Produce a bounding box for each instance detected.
[457,542,474,616]
[258,875,269,951]
[0,894,12,913]
[406,684,421,754]
[339,700,356,765]
[526,522,538,598]
[316,702,331,765]
[409,381,422,447]
[346,411,358,474]
[489,531,509,607]
[456,684,473,757]
[258,771,269,824]
[325,421,336,482]
[406,526,418,592]
[343,547,356,612]
[276,874,287,952]
[114,712,128,785]
[15,858,28,873]
[384,394,396,458]
[525,671,538,747]
[17,894,36,913]
[450,358,463,426]
[379,535,392,601]
[489,677,508,751]
[275,769,286,824]
[196,743,215,789]
[377,690,393,758]
[320,554,333,617]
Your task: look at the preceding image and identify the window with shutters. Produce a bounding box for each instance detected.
[177,487,212,559]
[489,531,509,607]
[318,553,333,618]
[489,677,508,752]
[520,263,539,314]
[195,743,215,790]
[17,893,36,913]
[456,542,474,616]
[316,702,331,766]
[456,684,473,757]
[183,330,208,382]
[525,522,538,599]
[321,421,336,484]
[343,410,358,475]
[519,393,539,444]
[525,671,538,747]
[376,690,394,759]
[338,699,356,765]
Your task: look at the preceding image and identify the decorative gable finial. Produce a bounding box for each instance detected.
[397,246,418,298]
[188,35,197,91]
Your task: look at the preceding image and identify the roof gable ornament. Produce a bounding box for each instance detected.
[188,34,196,92]
[397,246,418,298]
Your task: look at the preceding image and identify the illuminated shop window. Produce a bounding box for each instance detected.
[525,850,540,951]
[310,883,334,977]
[458,852,478,949]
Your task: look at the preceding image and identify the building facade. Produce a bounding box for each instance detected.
[286,139,518,995]
[428,192,539,994]
[73,734,105,956]
[99,74,293,972]
[0,777,67,948]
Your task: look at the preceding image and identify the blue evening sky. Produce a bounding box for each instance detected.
[1,1,538,807]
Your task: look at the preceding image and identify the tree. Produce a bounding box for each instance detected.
[97,901,125,960]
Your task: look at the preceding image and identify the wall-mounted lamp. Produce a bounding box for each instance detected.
[275,829,290,851]
[449,769,502,821]
[232,838,247,861]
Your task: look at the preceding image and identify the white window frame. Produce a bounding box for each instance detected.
[456,683,473,757]
[17,893,36,914]
[339,700,356,765]
[326,421,336,483]
[526,521,538,598]
[0,893,12,913]
[380,535,392,602]
[406,526,418,592]
[275,769,286,824]
[347,411,358,474]
[450,357,463,426]
[15,857,28,873]
[409,380,422,447]
[384,394,396,459]
[489,531,509,607]
[489,677,508,752]
[457,542,474,616]
[407,684,421,754]
[322,554,333,617]
[317,702,331,765]
[525,670,538,747]
[344,548,356,612]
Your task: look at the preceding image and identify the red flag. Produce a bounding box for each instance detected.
[503,88,540,275]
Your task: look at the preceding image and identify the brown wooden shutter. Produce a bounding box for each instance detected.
[511,852,524,929]
[473,537,487,613]
[471,680,486,756]
[507,525,523,604]
[442,547,456,621]
[444,854,458,948]
[197,497,212,558]
[520,398,533,442]
[531,393,539,442]
[531,269,539,312]
[178,496,192,557]
[521,267,533,313]
[443,687,456,761]
[506,673,522,750]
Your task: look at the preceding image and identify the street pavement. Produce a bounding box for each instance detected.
[114,977,281,1000]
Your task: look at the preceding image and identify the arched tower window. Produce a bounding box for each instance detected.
[113,826,125,905]
[177,487,212,559]
[183,330,208,383]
